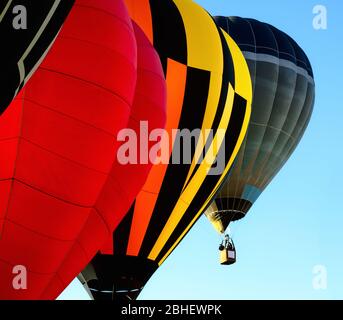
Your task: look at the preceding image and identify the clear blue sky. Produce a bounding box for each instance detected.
[59,0,343,300]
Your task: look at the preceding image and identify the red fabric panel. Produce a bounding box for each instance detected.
[98,22,167,255]
[98,22,167,233]
[0,0,137,299]
[41,22,167,299]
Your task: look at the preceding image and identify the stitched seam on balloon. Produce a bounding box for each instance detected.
[127,116,140,124]
[242,23,281,205]
[135,43,157,51]
[39,177,133,297]
[75,226,110,260]
[15,136,113,177]
[0,180,118,271]
[1,143,133,209]
[0,108,165,151]
[41,243,90,297]
[0,88,26,238]
[136,68,167,83]
[0,218,77,242]
[39,209,113,298]
[249,122,296,141]
[0,134,156,207]
[0,136,115,178]
[0,136,19,143]
[243,53,314,84]
[51,273,65,295]
[104,174,133,205]
[40,204,117,296]
[57,34,137,70]
[0,177,95,208]
[237,43,279,55]
[129,101,167,124]
[0,199,111,279]
[241,44,311,75]
[129,111,166,125]
[92,208,113,236]
[38,67,134,110]
[132,88,167,108]
[140,189,159,196]
[231,18,258,214]
[261,84,313,187]
[280,39,314,136]
[0,255,56,275]
[73,3,135,36]
[253,47,300,188]
[22,96,128,138]
[55,272,69,291]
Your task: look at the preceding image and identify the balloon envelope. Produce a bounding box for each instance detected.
[0,0,137,299]
[206,17,315,233]
[80,0,252,300]
[79,18,169,301]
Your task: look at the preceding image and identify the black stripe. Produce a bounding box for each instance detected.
[218,26,235,88]
[113,201,135,256]
[149,0,187,75]
[182,27,235,190]
[155,92,248,262]
[138,67,211,258]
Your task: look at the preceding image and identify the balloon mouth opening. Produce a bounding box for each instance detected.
[219,210,246,232]
[210,209,246,224]
[213,197,252,224]
[81,255,158,301]
[224,210,246,222]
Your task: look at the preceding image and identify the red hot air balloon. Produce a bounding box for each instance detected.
[40,21,167,299]
[0,0,137,299]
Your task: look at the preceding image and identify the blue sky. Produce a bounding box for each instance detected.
[59,0,343,300]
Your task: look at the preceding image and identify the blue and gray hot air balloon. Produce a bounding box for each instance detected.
[206,17,315,233]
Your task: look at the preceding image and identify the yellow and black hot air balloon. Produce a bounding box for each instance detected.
[79,0,252,300]
[205,17,315,234]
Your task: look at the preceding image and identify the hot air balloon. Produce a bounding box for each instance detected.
[79,0,252,300]
[0,0,75,115]
[0,0,138,299]
[41,21,167,300]
[205,17,315,235]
